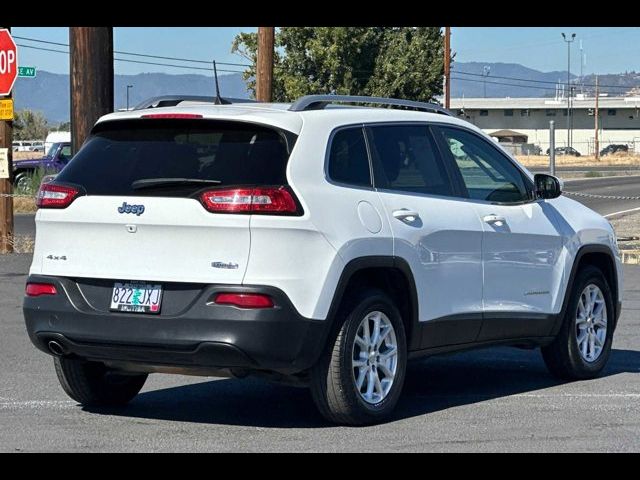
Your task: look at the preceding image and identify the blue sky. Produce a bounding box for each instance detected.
[11,27,640,76]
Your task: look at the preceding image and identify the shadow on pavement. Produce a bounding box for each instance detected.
[83,347,640,428]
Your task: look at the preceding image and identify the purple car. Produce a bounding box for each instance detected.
[13,142,72,193]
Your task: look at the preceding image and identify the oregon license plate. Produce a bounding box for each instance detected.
[110,282,162,314]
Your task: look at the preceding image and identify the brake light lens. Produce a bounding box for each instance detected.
[36,183,81,209]
[199,186,298,214]
[141,113,203,119]
[213,293,274,309]
[25,283,58,297]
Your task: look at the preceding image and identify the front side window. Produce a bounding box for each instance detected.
[368,124,454,197]
[327,127,371,187]
[437,126,530,203]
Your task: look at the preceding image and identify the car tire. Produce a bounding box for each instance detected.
[309,288,407,425]
[54,357,147,406]
[14,172,33,194]
[541,265,614,380]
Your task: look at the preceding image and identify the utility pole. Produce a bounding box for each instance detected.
[126,84,133,111]
[444,27,451,109]
[561,32,575,149]
[483,65,491,98]
[256,27,275,102]
[0,27,13,253]
[595,76,600,160]
[69,27,113,154]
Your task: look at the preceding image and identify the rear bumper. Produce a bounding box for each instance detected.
[23,275,329,375]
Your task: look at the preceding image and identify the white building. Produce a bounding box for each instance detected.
[450,96,640,155]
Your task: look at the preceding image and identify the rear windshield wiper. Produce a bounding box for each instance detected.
[131,178,222,190]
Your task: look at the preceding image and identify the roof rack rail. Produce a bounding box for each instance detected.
[133,95,257,110]
[288,95,452,116]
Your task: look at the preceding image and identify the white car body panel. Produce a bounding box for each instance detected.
[31,102,622,325]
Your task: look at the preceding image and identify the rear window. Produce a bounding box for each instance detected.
[56,119,295,196]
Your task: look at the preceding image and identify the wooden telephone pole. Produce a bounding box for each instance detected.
[69,28,114,154]
[0,26,13,253]
[256,27,275,103]
[444,27,451,109]
[594,76,600,160]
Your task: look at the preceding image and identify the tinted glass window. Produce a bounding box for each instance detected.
[438,127,529,203]
[368,125,454,197]
[56,120,293,196]
[328,128,371,187]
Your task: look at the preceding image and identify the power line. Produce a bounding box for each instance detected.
[16,43,246,74]
[450,75,558,91]
[452,68,634,91]
[13,35,252,68]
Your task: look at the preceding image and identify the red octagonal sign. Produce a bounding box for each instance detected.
[0,29,18,97]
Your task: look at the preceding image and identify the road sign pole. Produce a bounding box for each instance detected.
[0,27,15,253]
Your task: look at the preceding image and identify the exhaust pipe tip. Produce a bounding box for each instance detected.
[47,340,66,356]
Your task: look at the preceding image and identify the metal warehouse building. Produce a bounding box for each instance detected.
[450,96,640,156]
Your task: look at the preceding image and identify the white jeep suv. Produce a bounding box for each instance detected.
[24,95,622,425]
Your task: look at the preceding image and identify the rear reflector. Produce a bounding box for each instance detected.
[25,283,58,297]
[214,293,274,309]
[36,183,81,209]
[200,186,298,214]
[141,113,203,119]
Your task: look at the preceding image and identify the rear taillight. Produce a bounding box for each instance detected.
[36,183,80,209]
[25,283,58,297]
[213,293,274,309]
[199,186,299,215]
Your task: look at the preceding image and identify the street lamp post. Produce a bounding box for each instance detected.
[126,84,133,111]
[483,66,491,98]
[561,33,575,149]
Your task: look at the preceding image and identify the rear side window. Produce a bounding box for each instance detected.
[56,119,294,196]
[327,127,371,187]
[367,124,454,197]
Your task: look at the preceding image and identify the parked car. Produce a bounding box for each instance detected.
[12,142,72,193]
[546,146,581,157]
[24,95,622,425]
[44,131,71,155]
[12,140,43,152]
[600,144,629,156]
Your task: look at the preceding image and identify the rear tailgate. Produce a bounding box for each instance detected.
[33,196,250,283]
[31,117,296,286]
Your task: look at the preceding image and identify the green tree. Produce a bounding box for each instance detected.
[13,109,49,140]
[231,27,447,103]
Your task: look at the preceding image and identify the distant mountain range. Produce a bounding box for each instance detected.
[14,71,250,123]
[13,62,640,123]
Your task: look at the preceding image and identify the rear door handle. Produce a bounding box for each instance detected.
[483,214,506,225]
[393,209,420,222]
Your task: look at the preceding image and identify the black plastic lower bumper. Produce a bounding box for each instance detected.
[23,275,329,375]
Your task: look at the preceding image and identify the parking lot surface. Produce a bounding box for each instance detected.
[1,254,638,452]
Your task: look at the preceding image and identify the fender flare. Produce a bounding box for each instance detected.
[550,244,619,336]
[324,255,420,349]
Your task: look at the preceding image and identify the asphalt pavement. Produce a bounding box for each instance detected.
[1,253,638,452]
[13,175,640,239]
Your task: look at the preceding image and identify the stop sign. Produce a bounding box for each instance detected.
[0,29,17,96]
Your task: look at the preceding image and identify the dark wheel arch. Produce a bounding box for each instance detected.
[325,256,420,350]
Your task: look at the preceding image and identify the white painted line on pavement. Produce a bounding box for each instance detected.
[605,206,640,218]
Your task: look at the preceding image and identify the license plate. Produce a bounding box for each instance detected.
[110,282,162,314]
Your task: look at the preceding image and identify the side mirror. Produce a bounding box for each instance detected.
[534,173,562,200]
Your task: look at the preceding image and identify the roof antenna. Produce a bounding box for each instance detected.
[212,60,231,105]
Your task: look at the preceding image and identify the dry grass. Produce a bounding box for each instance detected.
[13,151,35,161]
[4,235,35,254]
[516,154,640,168]
[13,196,37,214]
